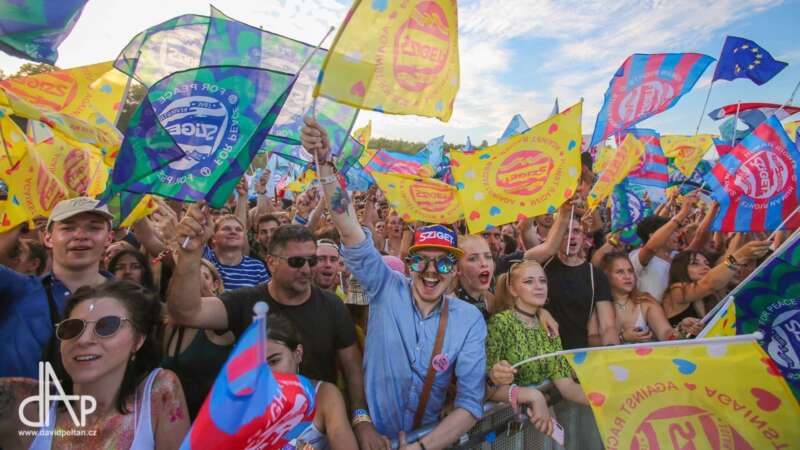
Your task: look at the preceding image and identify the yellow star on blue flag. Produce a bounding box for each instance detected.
[713,36,787,85]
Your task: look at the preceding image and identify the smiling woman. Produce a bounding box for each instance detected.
[0,280,190,450]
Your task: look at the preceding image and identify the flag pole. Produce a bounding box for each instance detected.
[767,204,800,241]
[694,80,715,135]
[511,332,762,369]
[773,78,800,118]
[696,296,734,338]
[729,99,742,147]
[564,203,575,256]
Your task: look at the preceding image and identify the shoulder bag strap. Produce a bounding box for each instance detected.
[413,297,449,429]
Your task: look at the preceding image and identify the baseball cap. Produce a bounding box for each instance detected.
[47,197,114,230]
[408,224,464,259]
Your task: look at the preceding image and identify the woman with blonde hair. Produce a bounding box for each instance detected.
[485,260,588,437]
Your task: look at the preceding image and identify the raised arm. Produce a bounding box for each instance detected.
[166,201,229,331]
[300,117,365,247]
[687,202,719,252]
[523,199,572,263]
[636,193,695,266]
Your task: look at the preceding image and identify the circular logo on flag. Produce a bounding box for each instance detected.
[393,0,451,92]
[408,180,454,213]
[156,82,239,179]
[762,298,800,384]
[631,405,751,450]
[732,150,791,200]
[63,149,91,194]
[614,80,675,127]
[494,150,554,196]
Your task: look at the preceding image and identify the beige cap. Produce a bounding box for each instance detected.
[47,197,114,229]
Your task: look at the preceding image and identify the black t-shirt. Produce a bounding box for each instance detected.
[495,250,524,276]
[221,284,357,383]
[543,256,612,350]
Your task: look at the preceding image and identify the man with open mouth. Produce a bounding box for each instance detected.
[301,117,487,450]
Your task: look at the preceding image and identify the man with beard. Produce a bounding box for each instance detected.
[168,219,386,449]
[313,238,341,291]
[301,117,486,450]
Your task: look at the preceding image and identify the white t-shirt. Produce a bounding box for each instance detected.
[629,248,671,302]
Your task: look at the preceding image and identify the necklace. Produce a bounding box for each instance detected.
[614,298,630,311]
[514,305,539,318]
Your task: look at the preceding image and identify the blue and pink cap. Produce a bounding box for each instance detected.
[408,225,464,259]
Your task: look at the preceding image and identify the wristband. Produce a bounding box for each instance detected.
[509,384,520,413]
[294,214,308,225]
[618,331,625,343]
[351,415,372,427]
[319,174,338,185]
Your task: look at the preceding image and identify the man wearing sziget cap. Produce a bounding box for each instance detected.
[302,117,486,450]
[0,196,113,377]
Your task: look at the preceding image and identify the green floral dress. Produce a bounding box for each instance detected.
[486,310,572,386]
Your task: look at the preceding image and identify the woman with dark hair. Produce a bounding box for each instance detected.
[266,314,357,449]
[599,252,678,342]
[161,259,235,420]
[1,280,189,449]
[662,239,771,328]
[109,249,157,293]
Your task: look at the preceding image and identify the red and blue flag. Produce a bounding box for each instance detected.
[705,116,800,232]
[364,148,434,177]
[182,305,317,449]
[589,53,714,147]
[708,103,800,127]
[618,129,669,188]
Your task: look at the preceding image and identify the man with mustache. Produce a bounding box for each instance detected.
[301,117,487,450]
[169,217,386,449]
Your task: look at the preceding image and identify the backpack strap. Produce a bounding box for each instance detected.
[413,297,449,429]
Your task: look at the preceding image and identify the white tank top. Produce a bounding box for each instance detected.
[30,368,160,450]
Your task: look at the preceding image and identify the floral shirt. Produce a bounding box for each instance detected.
[486,310,572,386]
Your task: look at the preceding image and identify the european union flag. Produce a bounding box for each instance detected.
[713,36,787,85]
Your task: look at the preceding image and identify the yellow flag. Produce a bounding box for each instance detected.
[784,120,800,142]
[288,168,317,193]
[661,134,714,176]
[0,196,30,232]
[120,195,157,228]
[0,62,127,126]
[702,300,737,338]
[567,339,799,450]
[593,144,614,174]
[0,148,68,219]
[372,172,462,223]
[32,136,109,198]
[353,121,371,148]
[314,0,460,121]
[451,102,582,233]
[587,134,644,210]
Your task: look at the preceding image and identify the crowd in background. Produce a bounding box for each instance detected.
[0,118,778,450]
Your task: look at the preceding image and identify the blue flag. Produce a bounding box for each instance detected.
[497,114,528,144]
[182,304,317,449]
[0,0,88,64]
[107,66,295,208]
[713,36,788,85]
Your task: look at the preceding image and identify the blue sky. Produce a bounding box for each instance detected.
[1,0,798,145]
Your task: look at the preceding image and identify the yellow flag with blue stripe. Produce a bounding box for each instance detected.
[314,0,460,121]
[451,102,582,233]
[567,338,800,450]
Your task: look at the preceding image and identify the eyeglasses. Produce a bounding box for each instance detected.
[406,253,457,274]
[272,254,319,268]
[55,316,130,341]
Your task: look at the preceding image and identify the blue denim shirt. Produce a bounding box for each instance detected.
[341,230,486,438]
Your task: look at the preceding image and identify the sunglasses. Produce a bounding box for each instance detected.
[272,254,319,268]
[406,253,457,274]
[55,316,130,341]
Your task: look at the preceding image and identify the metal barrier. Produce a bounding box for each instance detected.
[391,381,588,450]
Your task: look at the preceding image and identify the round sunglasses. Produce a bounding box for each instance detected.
[271,254,319,268]
[405,254,457,274]
[55,316,130,341]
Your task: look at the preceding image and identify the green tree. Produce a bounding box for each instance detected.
[11,62,58,78]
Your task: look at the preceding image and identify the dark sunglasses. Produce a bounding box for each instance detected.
[272,254,319,268]
[406,253,457,274]
[55,316,130,341]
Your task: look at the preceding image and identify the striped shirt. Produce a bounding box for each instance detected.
[203,247,270,290]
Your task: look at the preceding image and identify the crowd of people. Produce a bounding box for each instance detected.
[0,117,778,450]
